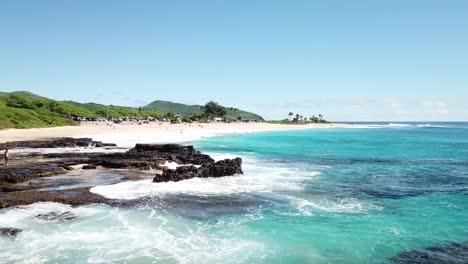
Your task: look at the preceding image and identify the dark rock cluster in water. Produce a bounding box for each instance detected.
[0,227,23,238]
[154,158,243,182]
[388,241,468,264]
[36,211,77,221]
[0,140,243,209]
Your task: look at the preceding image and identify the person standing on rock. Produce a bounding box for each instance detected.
[4,148,11,166]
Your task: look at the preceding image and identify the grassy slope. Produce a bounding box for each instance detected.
[0,92,82,129]
[64,101,164,119]
[0,91,264,129]
[145,100,264,121]
[0,91,163,129]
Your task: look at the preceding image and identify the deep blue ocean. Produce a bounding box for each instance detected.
[1,122,467,263]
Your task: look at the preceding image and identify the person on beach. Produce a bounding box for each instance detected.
[4,148,10,166]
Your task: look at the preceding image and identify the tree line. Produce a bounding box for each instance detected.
[287,112,328,123]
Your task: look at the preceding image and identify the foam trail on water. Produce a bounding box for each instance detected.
[387,123,411,128]
[416,124,448,128]
[292,196,382,215]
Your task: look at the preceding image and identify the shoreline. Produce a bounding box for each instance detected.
[0,122,352,146]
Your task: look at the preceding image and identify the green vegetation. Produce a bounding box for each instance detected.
[267,112,330,125]
[0,91,87,129]
[200,101,227,119]
[0,91,265,129]
[144,100,264,121]
[0,91,163,129]
[65,101,164,120]
[144,100,200,117]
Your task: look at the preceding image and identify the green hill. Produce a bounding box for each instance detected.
[144,100,264,121]
[0,91,264,129]
[0,91,164,129]
[64,101,163,119]
[0,91,91,129]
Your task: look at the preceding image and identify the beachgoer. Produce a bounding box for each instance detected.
[4,148,10,166]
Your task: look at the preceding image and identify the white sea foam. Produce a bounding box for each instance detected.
[416,124,447,128]
[387,123,411,127]
[91,156,320,199]
[346,123,450,129]
[280,196,383,215]
[208,153,240,161]
[340,123,414,129]
[159,161,201,170]
[0,202,266,264]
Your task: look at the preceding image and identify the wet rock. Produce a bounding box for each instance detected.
[0,137,116,149]
[0,183,39,192]
[127,144,215,165]
[82,164,97,170]
[98,159,161,170]
[0,164,66,184]
[36,211,77,221]
[121,175,145,181]
[0,187,108,209]
[154,166,199,182]
[200,158,243,177]
[0,227,23,237]
[129,144,196,153]
[0,142,244,209]
[388,242,468,264]
[154,158,243,182]
[77,144,215,170]
[0,143,219,184]
[62,166,75,171]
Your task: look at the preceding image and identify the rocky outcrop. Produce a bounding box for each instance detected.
[0,228,23,238]
[1,142,243,185]
[0,141,244,209]
[0,187,108,209]
[0,137,116,149]
[97,159,162,170]
[153,158,243,182]
[201,158,243,177]
[0,164,66,184]
[1,143,218,178]
[127,144,215,165]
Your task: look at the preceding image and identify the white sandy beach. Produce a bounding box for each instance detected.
[0,122,350,147]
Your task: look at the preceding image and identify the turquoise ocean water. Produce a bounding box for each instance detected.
[1,122,467,263]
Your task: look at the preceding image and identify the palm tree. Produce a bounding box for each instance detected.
[318,114,323,122]
[288,112,294,121]
[295,114,300,122]
[311,115,317,123]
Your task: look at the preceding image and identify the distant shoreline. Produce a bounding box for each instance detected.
[0,122,351,146]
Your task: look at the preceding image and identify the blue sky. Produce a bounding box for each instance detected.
[1,0,467,121]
